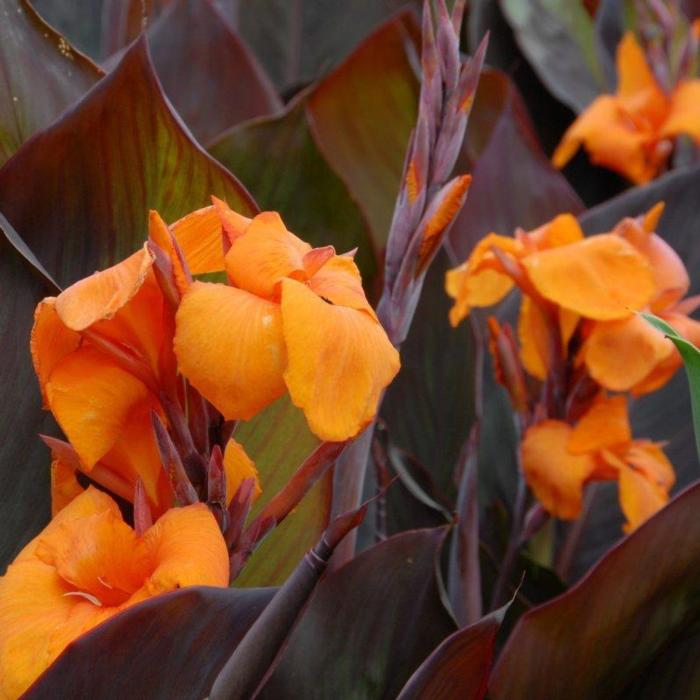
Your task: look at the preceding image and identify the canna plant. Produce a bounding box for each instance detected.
[2,0,700,698]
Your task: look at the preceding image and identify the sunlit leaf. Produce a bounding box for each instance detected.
[209,99,378,282]
[0,37,256,287]
[233,397,329,587]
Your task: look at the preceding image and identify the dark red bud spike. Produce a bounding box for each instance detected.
[134,479,153,536]
[150,410,198,506]
[207,445,227,505]
[224,477,257,551]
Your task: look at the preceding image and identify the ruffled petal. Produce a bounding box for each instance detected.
[614,217,689,311]
[30,298,81,408]
[149,209,191,295]
[583,314,674,391]
[568,394,631,454]
[521,421,596,520]
[526,213,585,250]
[616,32,669,123]
[54,245,154,331]
[618,463,668,534]
[170,205,227,274]
[223,438,261,504]
[50,458,84,516]
[224,211,311,299]
[552,96,659,183]
[518,296,549,380]
[174,282,286,420]
[142,503,229,596]
[661,79,700,143]
[280,278,400,441]
[307,255,376,318]
[523,234,655,320]
[45,347,155,469]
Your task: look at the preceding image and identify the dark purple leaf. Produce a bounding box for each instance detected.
[258,528,455,699]
[0,36,256,288]
[148,0,281,145]
[24,586,275,699]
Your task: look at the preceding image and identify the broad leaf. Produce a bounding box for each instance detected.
[24,586,275,699]
[0,36,256,288]
[259,528,455,698]
[490,480,700,698]
[30,0,104,58]
[235,0,420,94]
[0,222,56,567]
[148,0,281,145]
[232,397,329,587]
[397,606,508,700]
[209,99,379,281]
[500,0,608,113]
[0,0,102,166]
[306,11,420,246]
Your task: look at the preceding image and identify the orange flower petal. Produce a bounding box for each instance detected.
[618,463,668,534]
[614,217,689,311]
[54,245,154,331]
[568,394,631,454]
[615,32,668,123]
[307,255,376,318]
[527,213,585,250]
[625,441,675,490]
[30,298,81,408]
[174,281,287,420]
[224,211,311,299]
[523,234,655,320]
[212,195,252,246]
[661,79,700,143]
[45,346,155,469]
[170,205,227,275]
[518,296,549,380]
[583,314,674,391]
[280,278,400,441]
[521,421,596,520]
[223,438,261,504]
[50,458,84,516]
[552,96,658,183]
[0,490,228,698]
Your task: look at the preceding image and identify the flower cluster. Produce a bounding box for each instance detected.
[553,31,700,183]
[1,199,398,696]
[447,203,697,530]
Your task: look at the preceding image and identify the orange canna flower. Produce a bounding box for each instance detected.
[31,219,259,516]
[0,487,228,698]
[552,32,700,183]
[446,204,700,395]
[521,395,674,531]
[172,202,401,442]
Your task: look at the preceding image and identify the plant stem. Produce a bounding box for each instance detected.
[556,483,599,582]
[490,472,528,610]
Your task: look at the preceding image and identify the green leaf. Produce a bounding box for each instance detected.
[232,397,329,587]
[209,99,379,282]
[0,0,102,166]
[306,10,420,246]
[490,479,700,698]
[641,311,700,465]
[0,37,256,288]
[500,0,608,112]
[148,0,281,145]
[259,528,456,698]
